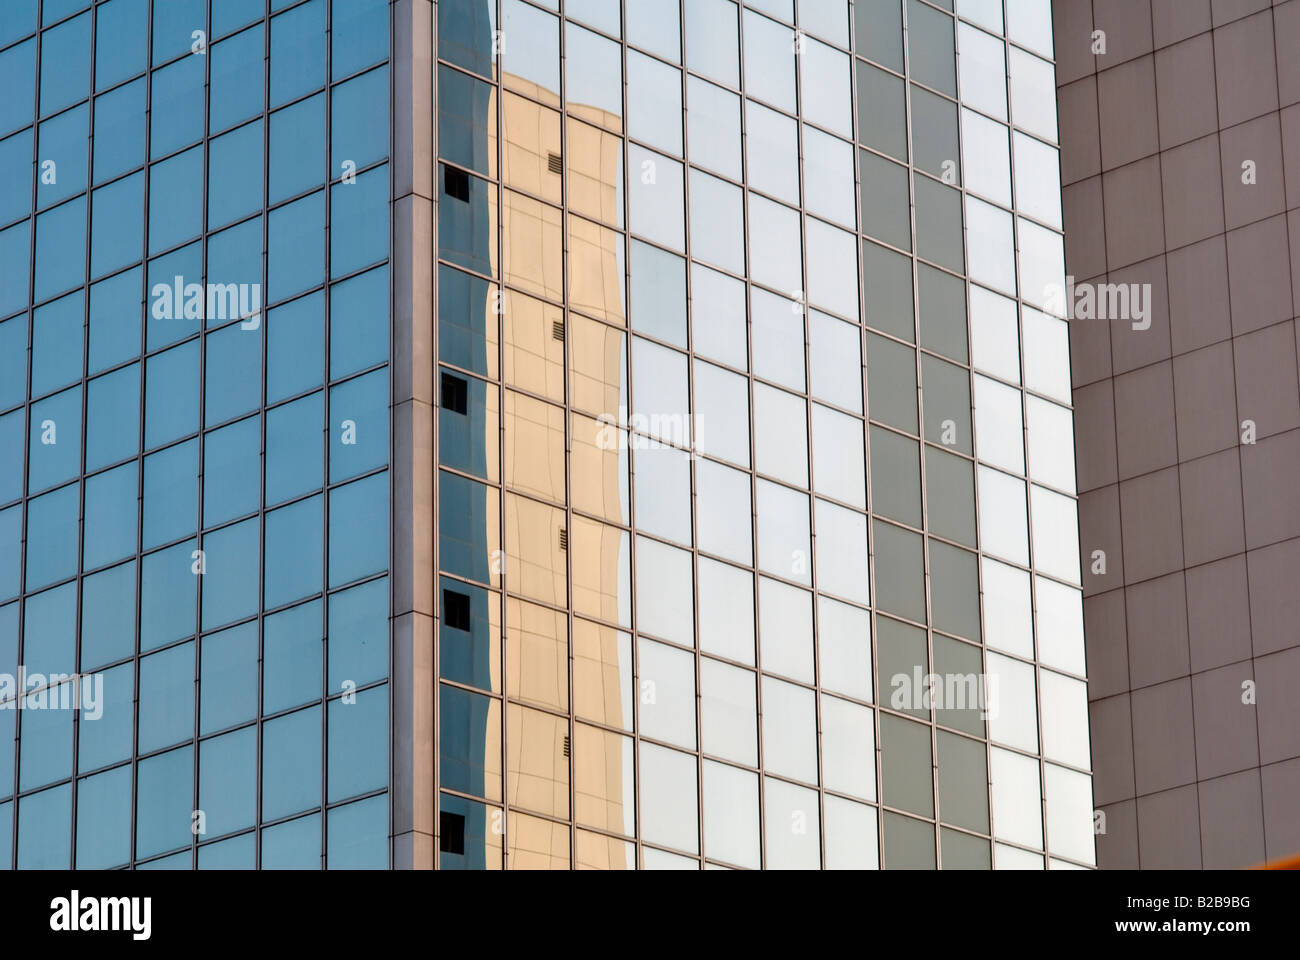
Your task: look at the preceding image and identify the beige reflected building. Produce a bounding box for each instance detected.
[438,56,636,868]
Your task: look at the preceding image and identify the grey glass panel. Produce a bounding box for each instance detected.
[859,150,911,252]
[865,332,917,433]
[862,241,914,341]
[856,0,903,72]
[873,520,925,623]
[910,85,959,185]
[907,0,956,96]
[937,731,989,832]
[933,633,985,736]
[857,63,907,161]
[924,446,976,547]
[929,540,980,641]
[941,827,990,868]
[917,263,967,363]
[921,353,972,455]
[914,176,964,273]
[881,714,934,816]
[869,426,921,527]
[630,241,686,347]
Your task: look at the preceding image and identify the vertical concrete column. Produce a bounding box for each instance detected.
[390,0,436,870]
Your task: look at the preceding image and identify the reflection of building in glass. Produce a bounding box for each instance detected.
[425,0,1092,870]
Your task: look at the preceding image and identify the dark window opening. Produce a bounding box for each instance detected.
[444,166,470,202]
[441,372,468,414]
[440,812,465,855]
[444,589,471,631]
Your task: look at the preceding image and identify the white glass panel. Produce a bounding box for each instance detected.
[761,676,818,783]
[764,776,821,868]
[1030,484,1081,585]
[986,651,1038,753]
[982,555,1034,658]
[969,283,1021,384]
[966,195,1016,295]
[1044,762,1096,865]
[961,108,1011,207]
[702,760,760,868]
[1040,669,1090,769]
[978,465,1029,565]
[974,373,1025,473]
[957,23,1007,120]
[639,742,699,854]
[1021,306,1072,404]
[1025,395,1076,493]
[1035,575,1085,675]
[990,746,1042,848]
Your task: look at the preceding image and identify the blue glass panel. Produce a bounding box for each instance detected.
[332,0,388,79]
[135,745,193,859]
[137,850,190,868]
[17,784,71,868]
[266,292,323,404]
[0,410,22,504]
[77,662,134,769]
[0,129,32,227]
[75,765,132,868]
[330,164,387,277]
[207,120,264,229]
[33,196,86,301]
[331,65,388,174]
[213,0,265,38]
[438,472,493,585]
[328,576,387,691]
[203,415,260,527]
[88,266,142,374]
[0,0,37,49]
[269,93,325,205]
[0,505,19,600]
[90,170,144,278]
[204,321,262,426]
[93,78,146,184]
[25,482,79,589]
[0,221,31,318]
[262,706,321,820]
[142,438,198,549]
[262,812,320,868]
[267,191,324,303]
[0,315,26,410]
[265,392,322,505]
[148,146,203,254]
[31,290,83,397]
[265,494,323,608]
[329,368,386,483]
[147,241,202,349]
[438,576,494,692]
[43,1,91,25]
[80,559,136,669]
[197,832,255,868]
[137,640,195,753]
[140,539,198,651]
[39,13,90,116]
[328,472,387,588]
[151,0,205,62]
[29,386,80,491]
[206,217,263,298]
[0,39,36,137]
[440,684,495,797]
[36,103,87,208]
[22,580,75,677]
[329,265,388,380]
[270,0,325,107]
[83,460,138,569]
[19,681,73,789]
[0,600,15,682]
[85,363,140,472]
[95,0,148,91]
[438,0,495,81]
[327,683,386,802]
[209,24,265,132]
[327,794,386,868]
[198,727,256,837]
[199,621,258,735]
[264,599,322,713]
[149,54,204,159]
[144,340,199,449]
[199,517,260,632]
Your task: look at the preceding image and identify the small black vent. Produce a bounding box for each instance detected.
[440,372,468,414]
[558,528,568,552]
[444,589,471,631]
[444,165,470,202]
[551,320,565,342]
[547,152,563,175]
[440,811,466,855]
[562,735,571,758]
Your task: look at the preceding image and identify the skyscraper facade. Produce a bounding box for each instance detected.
[1054,0,1300,869]
[0,0,1094,870]
[0,0,393,868]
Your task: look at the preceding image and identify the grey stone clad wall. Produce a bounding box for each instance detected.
[1054,0,1300,867]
